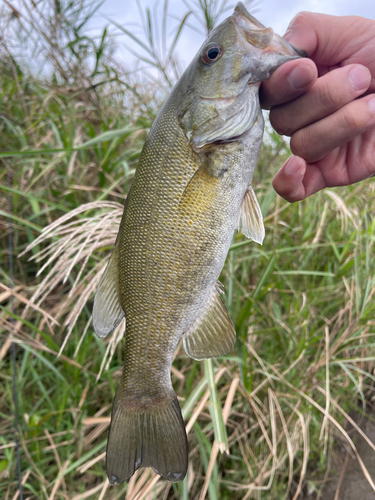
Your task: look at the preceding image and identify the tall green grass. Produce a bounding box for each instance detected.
[1,1,375,499]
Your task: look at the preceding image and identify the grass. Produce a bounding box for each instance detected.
[1,0,375,499]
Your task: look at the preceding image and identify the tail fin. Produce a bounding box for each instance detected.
[106,393,188,484]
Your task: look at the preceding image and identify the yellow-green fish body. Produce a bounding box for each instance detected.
[93,2,304,484]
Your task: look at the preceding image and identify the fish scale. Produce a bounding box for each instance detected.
[92,1,305,484]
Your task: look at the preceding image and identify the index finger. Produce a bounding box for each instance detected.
[260,58,317,109]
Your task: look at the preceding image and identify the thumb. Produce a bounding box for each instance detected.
[283,12,370,65]
[282,12,319,58]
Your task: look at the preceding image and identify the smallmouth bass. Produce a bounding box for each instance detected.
[93,2,305,485]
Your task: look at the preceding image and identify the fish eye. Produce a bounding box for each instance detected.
[202,43,223,65]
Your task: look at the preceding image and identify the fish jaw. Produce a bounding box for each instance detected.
[232,1,306,83]
[233,2,306,55]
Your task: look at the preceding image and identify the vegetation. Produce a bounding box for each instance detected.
[1,1,375,499]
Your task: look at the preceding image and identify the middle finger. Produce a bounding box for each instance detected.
[270,64,371,136]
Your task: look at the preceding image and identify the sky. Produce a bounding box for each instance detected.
[93,0,375,74]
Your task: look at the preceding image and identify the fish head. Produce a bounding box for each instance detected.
[230,2,306,84]
[178,2,306,148]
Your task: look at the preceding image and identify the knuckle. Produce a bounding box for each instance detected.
[287,194,302,203]
[270,109,293,136]
[318,79,341,110]
[273,178,301,202]
[287,12,310,30]
[290,129,309,158]
[259,83,273,110]
[272,177,289,199]
[339,106,362,132]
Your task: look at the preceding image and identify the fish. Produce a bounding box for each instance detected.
[92,1,305,485]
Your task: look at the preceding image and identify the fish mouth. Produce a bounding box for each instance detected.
[289,44,307,58]
[232,1,306,58]
[233,2,266,29]
[232,2,273,50]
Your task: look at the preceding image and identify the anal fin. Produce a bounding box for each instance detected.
[183,282,236,360]
[93,244,125,338]
[238,186,265,244]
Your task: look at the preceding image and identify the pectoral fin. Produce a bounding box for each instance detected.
[238,186,265,244]
[93,244,125,338]
[183,282,236,360]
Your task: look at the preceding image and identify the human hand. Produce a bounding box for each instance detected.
[260,13,375,202]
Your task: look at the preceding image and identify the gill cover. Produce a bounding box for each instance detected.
[181,85,259,148]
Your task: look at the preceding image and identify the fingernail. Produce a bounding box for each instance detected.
[369,98,375,115]
[288,65,314,90]
[348,66,371,92]
[284,156,303,175]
